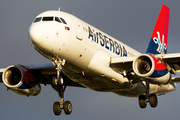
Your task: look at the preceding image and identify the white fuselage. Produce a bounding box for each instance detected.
[29,10,176,97]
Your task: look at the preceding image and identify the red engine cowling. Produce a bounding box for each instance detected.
[132,54,171,85]
[2,65,41,96]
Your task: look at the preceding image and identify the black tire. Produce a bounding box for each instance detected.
[52,77,58,86]
[58,77,64,85]
[138,95,147,109]
[149,94,158,108]
[53,102,61,116]
[63,101,72,115]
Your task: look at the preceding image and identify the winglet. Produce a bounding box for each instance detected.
[146,5,170,54]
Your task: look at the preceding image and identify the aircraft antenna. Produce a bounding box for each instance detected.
[58,7,60,11]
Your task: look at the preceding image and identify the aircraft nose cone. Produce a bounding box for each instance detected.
[29,24,49,45]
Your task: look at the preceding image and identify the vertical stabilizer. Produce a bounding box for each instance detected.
[146,5,170,54]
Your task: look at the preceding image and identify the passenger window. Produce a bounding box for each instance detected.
[55,17,62,23]
[42,17,54,21]
[34,17,42,22]
[60,18,67,24]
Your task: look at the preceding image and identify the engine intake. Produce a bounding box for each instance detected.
[3,66,22,86]
[132,54,171,84]
[2,65,41,96]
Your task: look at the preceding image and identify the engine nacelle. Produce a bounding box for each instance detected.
[2,65,41,96]
[132,54,171,85]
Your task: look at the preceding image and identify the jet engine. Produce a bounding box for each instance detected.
[132,54,171,85]
[2,65,41,96]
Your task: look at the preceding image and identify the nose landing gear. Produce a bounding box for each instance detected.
[52,59,73,116]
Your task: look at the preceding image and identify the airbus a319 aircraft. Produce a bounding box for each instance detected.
[1,5,180,116]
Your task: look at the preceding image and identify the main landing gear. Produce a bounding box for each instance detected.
[52,60,72,116]
[138,83,158,108]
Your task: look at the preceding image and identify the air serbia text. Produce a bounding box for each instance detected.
[88,27,127,57]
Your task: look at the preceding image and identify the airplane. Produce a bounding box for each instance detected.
[1,4,180,116]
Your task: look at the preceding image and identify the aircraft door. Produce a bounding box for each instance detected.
[75,21,82,40]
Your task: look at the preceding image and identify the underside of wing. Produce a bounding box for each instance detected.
[0,63,84,88]
[110,57,140,84]
[156,53,180,74]
[111,53,180,75]
[110,53,180,84]
[110,57,136,74]
[27,63,85,88]
[171,77,180,83]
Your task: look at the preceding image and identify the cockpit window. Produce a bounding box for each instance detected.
[42,17,54,21]
[34,17,42,22]
[55,17,62,23]
[60,18,67,24]
[35,16,67,24]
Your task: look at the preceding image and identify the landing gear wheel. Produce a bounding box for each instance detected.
[52,77,64,86]
[138,95,147,109]
[64,101,72,115]
[52,77,58,86]
[53,102,61,116]
[149,94,158,108]
[59,77,64,85]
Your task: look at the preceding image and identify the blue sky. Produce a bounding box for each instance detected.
[1,0,180,120]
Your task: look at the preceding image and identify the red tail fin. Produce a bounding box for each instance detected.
[146,5,170,54]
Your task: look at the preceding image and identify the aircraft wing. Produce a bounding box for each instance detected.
[111,53,180,74]
[171,77,180,83]
[0,63,84,88]
[110,57,141,83]
[110,53,180,83]
[110,57,136,74]
[156,53,180,74]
